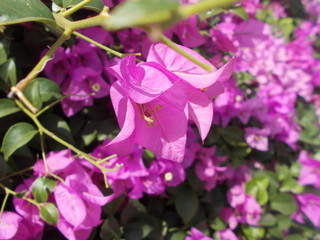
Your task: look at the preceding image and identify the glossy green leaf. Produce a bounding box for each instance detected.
[32,178,57,203]
[0,99,20,118]
[242,226,265,240]
[62,0,104,12]
[34,78,62,102]
[280,177,304,194]
[40,203,59,225]
[270,193,297,215]
[1,122,38,160]
[106,0,179,30]
[0,0,55,26]
[246,176,269,205]
[175,187,199,224]
[230,7,248,20]
[24,80,42,110]
[0,59,17,87]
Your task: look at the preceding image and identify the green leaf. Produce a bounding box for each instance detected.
[246,176,269,205]
[62,0,104,12]
[275,164,290,181]
[34,78,62,102]
[40,114,74,146]
[1,122,38,160]
[0,59,17,88]
[23,80,43,110]
[242,226,265,240]
[0,42,8,65]
[106,0,179,30]
[199,9,224,21]
[100,216,122,240]
[280,177,304,194]
[218,126,247,146]
[174,187,199,225]
[32,178,57,203]
[259,213,276,227]
[229,7,248,20]
[210,217,227,231]
[270,193,297,215]
[40,203,59,225]
[0,0,55,26]
[276,215,291,230]
[0,99,20,118]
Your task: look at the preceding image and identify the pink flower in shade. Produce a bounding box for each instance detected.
[218,228,240,240]
[43,47,71,85]
[296,194,320,227]
[61,66,110,116]
[166,15,206,48]
[244,127,269,152]
[185,228,213,240]
[227,184,246,208]
[237,195,262,226]
[298,151,320,188]
[219,207,238,230]
[193,145,228,191]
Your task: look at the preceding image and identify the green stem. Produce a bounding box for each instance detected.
[0,183,41,208]
[8,28,73,97]
[62,0,96,18]
[15,100,115,173]
[35,96,69,118]
[0,166,33,182]
[54,12,108,30]
[39,131,49,174]
[178,0,238,19]
[73,31,141,58]
[159,34,213,72]
[0,190,10,219]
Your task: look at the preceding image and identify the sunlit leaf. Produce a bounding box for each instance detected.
[0,0,55,26]
[1,122,38,160]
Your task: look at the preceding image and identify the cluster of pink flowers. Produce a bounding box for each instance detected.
[1,150,109,240]
[3,0,319,239]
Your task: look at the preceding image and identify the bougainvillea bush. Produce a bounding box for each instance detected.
[0,0,320,239]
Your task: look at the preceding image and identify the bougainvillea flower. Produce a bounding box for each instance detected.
[185,227,213,240]
[104,55,188,162]
[244,127,269,152]
[296,193,320,227]
[0,211,22,240]
[147,43,234,141]
[298,151,320,188]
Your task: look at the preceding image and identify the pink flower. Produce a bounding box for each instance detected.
[244,127,269,152]
[218,228,240,240]
[185,228,213,240]
[296,194,320,227]
[0,211,22,240]
[298,151,320,188]
[219,208,238,230]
